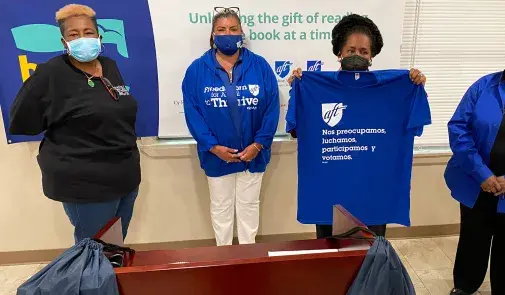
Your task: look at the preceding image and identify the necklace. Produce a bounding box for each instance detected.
[216,54,235,73]
[80,61,100,88]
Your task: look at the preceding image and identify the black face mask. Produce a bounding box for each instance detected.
[340,55,370,71]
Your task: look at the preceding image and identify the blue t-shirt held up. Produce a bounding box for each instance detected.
[286,70,431,226]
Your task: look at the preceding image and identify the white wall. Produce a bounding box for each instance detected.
[0,112,459,252]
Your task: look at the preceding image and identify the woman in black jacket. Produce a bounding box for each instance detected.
[287,14,427,239]
[9,4,140,243]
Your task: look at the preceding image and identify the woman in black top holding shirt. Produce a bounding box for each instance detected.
[9,4,140,243]
[287,14,427,239]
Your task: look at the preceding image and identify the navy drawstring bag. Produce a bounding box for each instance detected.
[346,236,416,295]
[17,238,119,295]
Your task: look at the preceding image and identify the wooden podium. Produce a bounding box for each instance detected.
[102,206,372,295]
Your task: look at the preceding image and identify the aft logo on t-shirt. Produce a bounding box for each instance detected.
[322,103,347,127]
[248,84,260,96]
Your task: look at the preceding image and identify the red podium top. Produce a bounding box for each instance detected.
[112,206,372,295]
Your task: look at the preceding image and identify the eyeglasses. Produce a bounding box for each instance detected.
[214,7,240,16]
[100,77,119,101]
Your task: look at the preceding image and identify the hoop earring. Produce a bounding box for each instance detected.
[62,39,69,55]
[241,32,246,47]
[211,33,217,49]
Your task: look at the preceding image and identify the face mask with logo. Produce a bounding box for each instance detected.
[213,34,243,56]
[340,55,370,71]
[65,37,101,63]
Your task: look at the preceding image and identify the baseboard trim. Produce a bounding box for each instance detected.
[386,223,460,239]
[0,224,459,266]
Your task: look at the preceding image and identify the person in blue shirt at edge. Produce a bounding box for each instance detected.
[182,7,280,246]
[287,14,427,239]
[445,71,505,295]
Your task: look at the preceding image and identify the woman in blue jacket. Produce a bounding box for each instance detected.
[182,7,280,246]
[445,71,505,295]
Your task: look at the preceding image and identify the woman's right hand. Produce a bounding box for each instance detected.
[287,68,303,86]
[210,145,241,163]
[481,175,502,195]
[495,176,505,197]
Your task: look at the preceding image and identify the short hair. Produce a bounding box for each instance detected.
[55,4,98,36]
[331,14,384,58]
[209,10,242,48]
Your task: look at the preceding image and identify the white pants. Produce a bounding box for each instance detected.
[207,171,263,246]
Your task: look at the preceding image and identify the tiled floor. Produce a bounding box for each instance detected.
[0,236,491,294]
[391,236,490,295]
[0,264,46,295]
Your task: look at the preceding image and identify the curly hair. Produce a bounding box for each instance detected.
[331,14,384,57]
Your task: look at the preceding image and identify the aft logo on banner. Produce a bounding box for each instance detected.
[0,0,159,143]
[322,103,347,127]
[275,61,292,78]
[307,60,323,72]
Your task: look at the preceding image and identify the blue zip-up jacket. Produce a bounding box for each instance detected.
[182,48,280,177]
[445,71,505,213]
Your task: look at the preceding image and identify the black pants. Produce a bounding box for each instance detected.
[315,224,387,239]
[454,193,505,294]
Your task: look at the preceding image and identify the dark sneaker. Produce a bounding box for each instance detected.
[449,288,472,295]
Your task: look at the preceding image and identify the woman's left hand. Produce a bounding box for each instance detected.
[409,68,426,85]
[238,143,262,162]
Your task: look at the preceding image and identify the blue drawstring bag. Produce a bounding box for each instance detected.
[17,238,119,295]
[347,236,416,295]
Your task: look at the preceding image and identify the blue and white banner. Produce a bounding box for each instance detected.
[0,0,405,143]
[0,0,158,143]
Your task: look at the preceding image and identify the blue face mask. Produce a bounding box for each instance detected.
[65,37,101,63]
[213,34,243,56]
